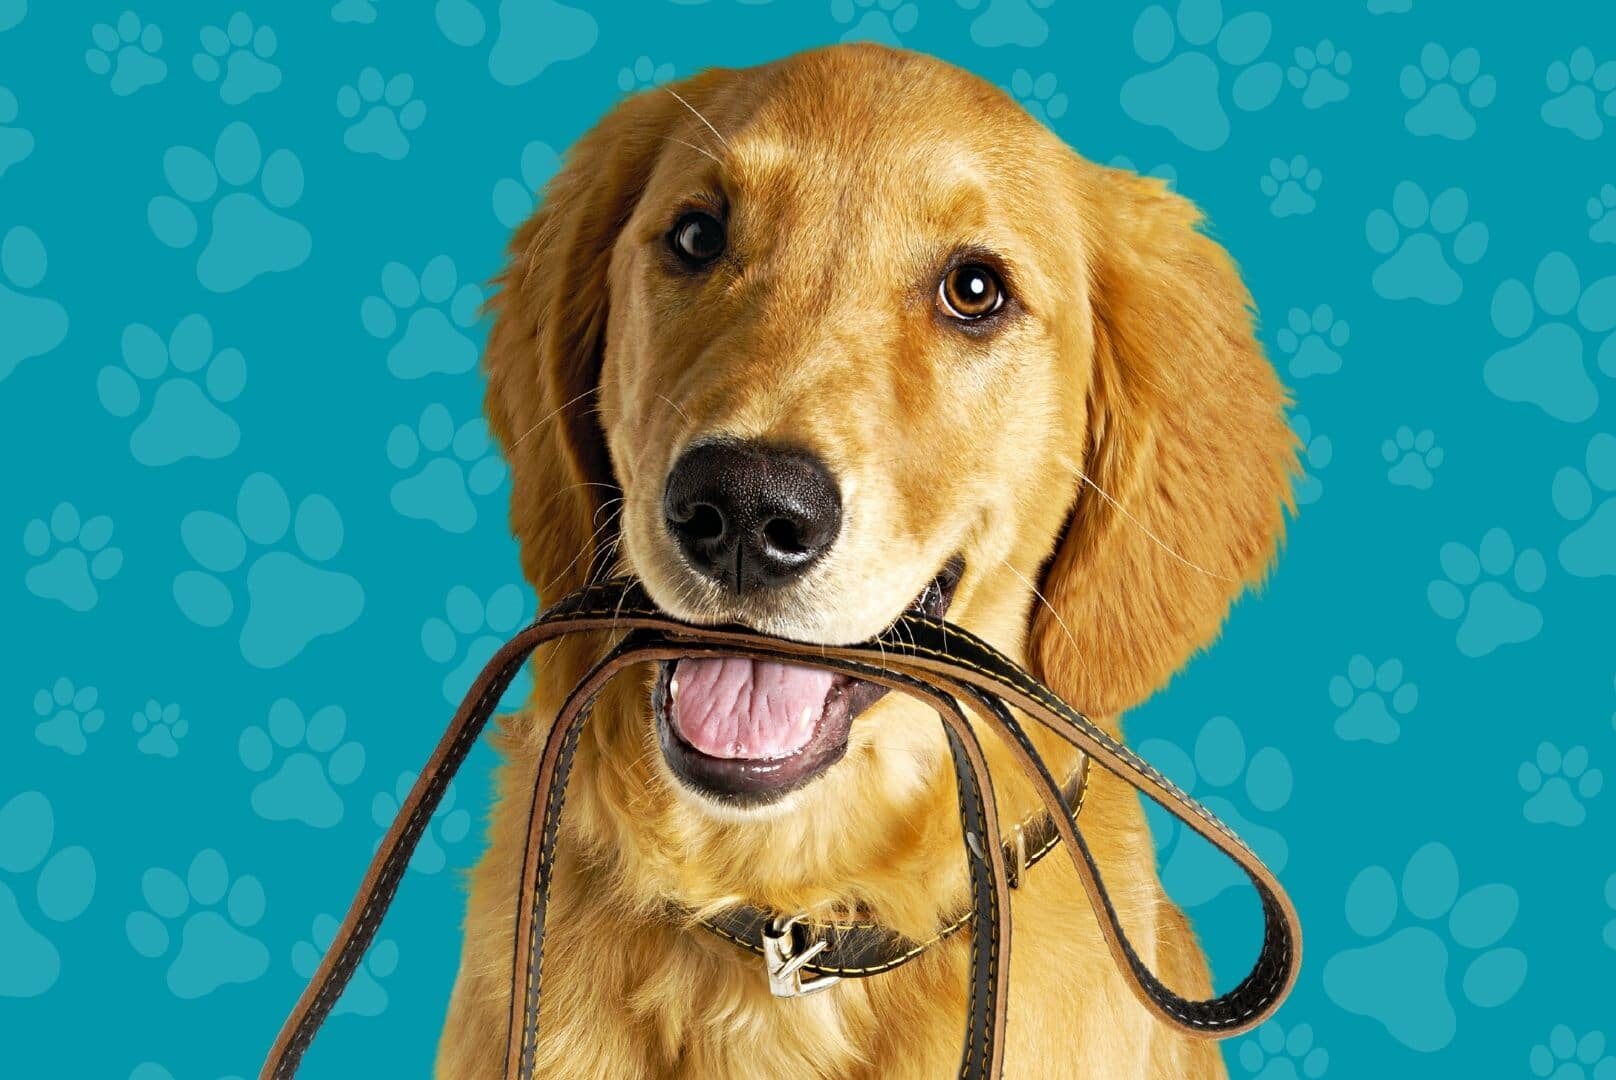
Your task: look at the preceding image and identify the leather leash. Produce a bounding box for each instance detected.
[261,579,1300,1079]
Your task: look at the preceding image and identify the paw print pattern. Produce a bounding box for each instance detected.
[360,257,484,379]
[173,473,364,668]
[1483,252,1616,424]
[1261,155,1321,217]
[85,12,167,97]
[421,584,532,707]
[1605,874,1616,951]
[831,0,919,46]
[1553,433,1616,577]
[0,791,96,998]
[96,315,246,467]
[1120,0,1283,152]
[132,700,186,758]
[1287,39,1350,109]
[1331,656,1417,744]
[291,914,398,1016]
[1519,743,1602,827]
[617,55,673,93]
[371,771,471,874]
[1590,185,1616,244]
[0,85,34,178]
[1530,1026,1616,1080]
[1009,69,1067,125]
[239,699,365,828]
[433,0,598,87]
[1382,426,1443,489]
[1542,48,1616,140]
[32,678,104,756]
[1323,841,1525,1052]
[1401,44,1495,140]
[125,849,268,999]
[1366,182,1487,304]
[956,0,1054,49]
[1278,306,1347,378]
[1238,1021,1328,1078]
[332,0,377,23]
[0,225,69,383]
[338,68,425,161]
[193,13,281,105]
[23,503,123,612]
[1427,528,1545,658]
[387,403,506,533]
[492,140,559,229]
[0,0,22,32]
[1293,414,1331,504]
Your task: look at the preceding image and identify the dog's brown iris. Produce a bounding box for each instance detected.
[670,211,725,265]
[938,263,1005,320]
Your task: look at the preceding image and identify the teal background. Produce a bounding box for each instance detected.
[3,1,1614,1076]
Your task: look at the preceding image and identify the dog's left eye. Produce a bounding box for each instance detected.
[937,264,1005,321]
[669,211,726,266]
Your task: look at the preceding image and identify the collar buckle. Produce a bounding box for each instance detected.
[762,914,842,998]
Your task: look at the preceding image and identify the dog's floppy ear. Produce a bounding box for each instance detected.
[1028,165,1296,719]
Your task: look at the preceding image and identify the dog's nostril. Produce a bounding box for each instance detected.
[761,516,808,557]
[684,503,726,542]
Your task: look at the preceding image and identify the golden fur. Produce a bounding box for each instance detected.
[441,44,1295,1079]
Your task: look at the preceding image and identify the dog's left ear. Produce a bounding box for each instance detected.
[1028,163,1297,719]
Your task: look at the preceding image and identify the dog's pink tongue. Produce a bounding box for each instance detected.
[669,657,833,760]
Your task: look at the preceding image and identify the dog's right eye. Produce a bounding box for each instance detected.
[669,211,726,266]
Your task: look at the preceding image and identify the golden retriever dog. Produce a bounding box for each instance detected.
[442,42,1294,1079]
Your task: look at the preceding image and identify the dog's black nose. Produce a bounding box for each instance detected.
[663,440,842,592]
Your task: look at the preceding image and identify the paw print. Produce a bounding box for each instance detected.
[360,256,484,379]
[0,0,22,32]
[1287,39,1350,109]
[1590,185,1616,243]
[192,13,280,105]
[96,315,246,467]
[1292,414,1331,504]
[1137,715,1291,909]
[1261,156,1321,217]
[0,85,34,178]
[291,914,398,1016]
[133,700,186,758]
[1542,48,1616,140]
[1366,181,1488,304]
[1107,155,1178,187]
[1483,252,1614,424]
[1120,0,1283,152]
[85,12,167,97]
[239,699,365,828]
[1401,44,1495,140]
[617,55,673,93]
[433,0,597,87]
[371,771,471,874]
[387,403,506,533]
[0,791,95,998]
[23,503,122,612]
[1530,1026,1616,1080]
[1520,743,1602,827]
[422,584,532,707]
[1382,426,1443,489]
[831,0,919,46]
[1427,528,1545,658]
[1323,841,1525,1051]
[1605,874,1616,950]
[1554,433,1616,578]
[332,0,377,21]
[32,677,104,756]
[173,473,364,668]
[148,122,310,293]
[493,140,559,229]
[1238,1021,1328,1078]
[1330,656,1417,744]
[1009,69,1067,125]
[126,849,268,999]
[956,0,1053,49]
[338,68,425,161]
[0,225,69,383]
[1277,305,1347,378]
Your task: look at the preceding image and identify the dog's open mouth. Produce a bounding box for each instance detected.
[653,557,964,805]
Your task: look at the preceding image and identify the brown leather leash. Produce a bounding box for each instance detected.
[261,579,1301,1079]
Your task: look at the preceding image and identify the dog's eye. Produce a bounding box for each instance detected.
[669,211,726,266]
[937,264,1005,321]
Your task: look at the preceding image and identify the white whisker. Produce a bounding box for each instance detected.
[1075,469,1238,582]
[663,136,722,167]
[664,86,731,150]
[509,387,598,451]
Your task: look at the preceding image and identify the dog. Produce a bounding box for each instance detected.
[441,43,1294,1079]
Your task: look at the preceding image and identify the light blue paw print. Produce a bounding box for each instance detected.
[338,68,424,161]
[1292,415,1331,504]
[1238,1021,1328,1078]
[1108,155,1178,187]
[422,584,532,707]
[291,914,397,1016]
[1427,528,1545,658]
[239,700,365,828]
[1531,1026,1616,1080]
[1261,156,1321,217]
[23,503,123,613]
[173,473,365,668]
[1287,39,1350,109]
[1331,656,1417,744]
[0,0,22,32]
[148,122,310,294]
[1008,69,1067,126]
[133,700,186,758]
[1137,715,1291,909]
[1483,252,1615,423]
[97,315,246,467]
[193,13,280,105]
[1120,0,1282,152]
[493,140,559,229]
[618,55,673,93]
[1323,842,1525,1052]
[32,677,104,756]
[0,791,95,998]
[956,0,1052,48]
[85,12,167,97]
[1554,433,1616,578]
[1277,305,1347,378]
[1590,185,1616,244]
[0,86,34,178]
[1401,44,1495,140]
[1520,743,1602,827]
[1605,874,1616,951]
[1366,182,1487,304]
[129,1066,248,1080]
[125,849,268,999]
[332,0,377,23]
[371,771,471,875]
[832,0,918,46]
[387,403,506,534]
[434,0,597,87]
[1542,48,1616,140]
[360,257,484,379]
[1383,426,1443,489]
[0,225,69,383]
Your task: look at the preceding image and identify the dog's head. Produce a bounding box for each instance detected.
[487,46,1292,838]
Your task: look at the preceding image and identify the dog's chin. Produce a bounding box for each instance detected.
[650,556,963,812]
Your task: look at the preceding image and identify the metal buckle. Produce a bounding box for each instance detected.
[761,914,842,998]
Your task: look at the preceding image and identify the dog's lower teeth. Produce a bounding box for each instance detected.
[669,677,680,700]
